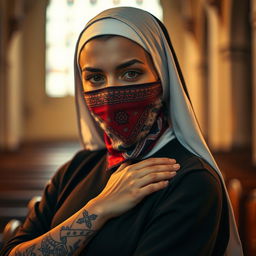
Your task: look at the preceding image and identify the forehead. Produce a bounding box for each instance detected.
[79,36,150,67]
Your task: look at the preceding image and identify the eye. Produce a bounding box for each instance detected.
[122,70,143,81]
[85,74,105,84]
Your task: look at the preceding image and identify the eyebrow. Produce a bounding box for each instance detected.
[82,59,144,72]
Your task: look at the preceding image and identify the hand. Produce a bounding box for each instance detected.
[91,158,180,220]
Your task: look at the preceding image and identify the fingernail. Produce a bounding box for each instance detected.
[173,164,180,169]
[169,158,176,163]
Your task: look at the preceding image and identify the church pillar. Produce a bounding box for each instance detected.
[0,0,24,150]
[0,0,9,150]
[6,30,24,150]
[181,2,208,137]
[229,0,251,148]
[207,5,233,150]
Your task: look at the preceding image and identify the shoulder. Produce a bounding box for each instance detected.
[152,162,225,229]
[137,149,228,256]
[152,139,223,204]
[154,138,221,184]
[170,167,222,201]
[176,156,221,189]
[167,157,222,205]
[150,164,224,222]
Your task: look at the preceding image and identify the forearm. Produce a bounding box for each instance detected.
[9,200,108,256]
[9,157,179,255]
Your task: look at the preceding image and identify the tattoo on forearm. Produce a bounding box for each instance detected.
[15,244,36,255]
[15,210,98,256]
[76,210,97,229]
[38,234,68,255]
[60,226,95,239]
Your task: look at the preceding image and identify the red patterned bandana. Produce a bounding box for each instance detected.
[84,81,168,169]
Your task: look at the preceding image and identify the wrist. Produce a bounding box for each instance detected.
[85,198,111,225]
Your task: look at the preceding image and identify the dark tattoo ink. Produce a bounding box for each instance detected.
[16,210,98,255]
[15,245,36,256]
[68,239,81,254]
[37,211,97,255]
[38,234,68,256]
[76,210,97,229]
[60,226,95,239]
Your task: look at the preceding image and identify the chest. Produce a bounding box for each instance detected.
[83,198,156,256]
[53,157,163,255]
[51,157,110,228]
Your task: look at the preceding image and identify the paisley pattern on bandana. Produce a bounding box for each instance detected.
[104,113,168,169]
[84,81,168,169]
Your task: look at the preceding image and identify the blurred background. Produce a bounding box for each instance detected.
[0,0,255,254]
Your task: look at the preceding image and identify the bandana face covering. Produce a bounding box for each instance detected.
[84,81,168,168]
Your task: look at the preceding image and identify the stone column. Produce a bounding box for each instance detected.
[228,0,251,148]
[0,0,24,150]
[6,31,24,150]
[181,2,208,137]
[207,5,233,150]
[183,34,207,137]
[0,0,9,150]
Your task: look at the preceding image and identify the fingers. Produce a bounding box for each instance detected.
[139,180,170,198]
[127,158,180,197]
[97,158,180,219]
[136,171,177,188]
[116,161,130,173]
[134,163,180,179]
[131,158,177,171]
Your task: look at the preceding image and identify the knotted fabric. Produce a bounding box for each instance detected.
[84,81,168,168]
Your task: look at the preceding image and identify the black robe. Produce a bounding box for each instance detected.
[1,139,229,256]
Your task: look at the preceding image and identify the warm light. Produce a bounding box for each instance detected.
[46,0,163,97]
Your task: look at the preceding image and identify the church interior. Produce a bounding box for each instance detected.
[0,0,256,255]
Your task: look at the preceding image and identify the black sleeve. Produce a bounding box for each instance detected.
[0,149,97,256]
[132,170,224,256]
[0,161,70,256]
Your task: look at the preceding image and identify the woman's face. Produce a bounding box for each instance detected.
[79,36,159,92]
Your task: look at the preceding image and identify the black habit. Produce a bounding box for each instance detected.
[1,139,229,256]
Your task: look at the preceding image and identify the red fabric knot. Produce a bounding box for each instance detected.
[84,80,168,169]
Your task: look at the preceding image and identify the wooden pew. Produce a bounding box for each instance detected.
[244,189,256,256]
[227,178,242,227]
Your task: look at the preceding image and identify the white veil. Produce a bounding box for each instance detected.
[74,7,243,255]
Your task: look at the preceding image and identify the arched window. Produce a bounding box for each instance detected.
[46,0,163,97]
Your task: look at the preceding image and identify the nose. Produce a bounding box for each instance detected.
[105,75,122,87]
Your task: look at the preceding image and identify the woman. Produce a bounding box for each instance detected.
[2,7,243,256]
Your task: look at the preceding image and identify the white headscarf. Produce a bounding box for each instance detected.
[74,7,243,255]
